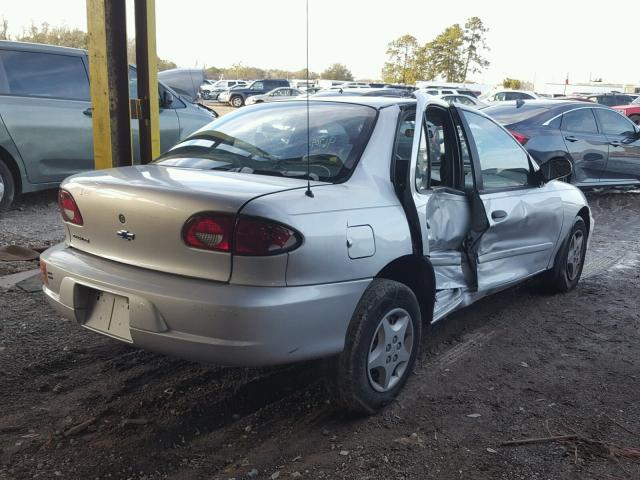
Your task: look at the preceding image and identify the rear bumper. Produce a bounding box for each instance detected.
[41,244,370,366]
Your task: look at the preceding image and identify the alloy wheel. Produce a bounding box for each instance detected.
[566,230,584,280]
[367,307,414,393]
[0,174,4,202]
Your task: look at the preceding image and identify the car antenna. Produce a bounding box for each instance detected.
[304,0,314,198]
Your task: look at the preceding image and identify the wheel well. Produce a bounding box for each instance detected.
[0,146,21,194]
[577,206,591,236]
[376,254,436,324]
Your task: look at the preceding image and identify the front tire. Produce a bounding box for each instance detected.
[230,95,244,108]
[544,217,587,293]
[328,279,422,414]
[0,160,15,212]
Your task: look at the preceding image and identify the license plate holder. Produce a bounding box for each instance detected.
[84,290,132,342]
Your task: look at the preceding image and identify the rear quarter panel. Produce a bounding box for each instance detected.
[513,124,569,166]
[545,181,592,266]
[236,105,413,286]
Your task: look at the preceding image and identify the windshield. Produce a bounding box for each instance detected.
[154,102,378,183]
[633,97,640,105]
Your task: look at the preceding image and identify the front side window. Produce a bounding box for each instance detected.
[0,50,89,100]
[595,108,636,136]
[250,81,264,90]
[461,110,533,190]
[561,109,598,134]
[155,102,377,184]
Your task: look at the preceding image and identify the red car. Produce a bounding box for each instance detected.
[613,97,640,125]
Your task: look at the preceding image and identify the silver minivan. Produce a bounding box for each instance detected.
[0,41,216,210]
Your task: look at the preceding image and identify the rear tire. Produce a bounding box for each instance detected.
[327,279,422,414]
[0,160,15,212]
[630,114,640,126]
[544,217,587,293]
[230,95,244,108]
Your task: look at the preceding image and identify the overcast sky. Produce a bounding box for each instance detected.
[1,0,638,87]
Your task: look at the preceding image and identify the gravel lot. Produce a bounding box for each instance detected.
[1,180,639,480]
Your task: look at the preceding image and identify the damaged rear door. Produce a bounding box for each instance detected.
[407,93,473,317]
[457,108,564,292]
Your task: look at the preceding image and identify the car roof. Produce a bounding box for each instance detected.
[486,99,586,108]
[482,99,621,125]
[290,96,417,109]
[0,40,86,56]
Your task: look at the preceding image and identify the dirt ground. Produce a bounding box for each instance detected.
[1,189,639,480]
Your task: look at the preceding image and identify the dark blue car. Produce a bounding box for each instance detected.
[484,100,640,188]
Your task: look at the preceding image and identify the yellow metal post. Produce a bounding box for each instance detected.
[86,0,132,169]
[134,0,161,162]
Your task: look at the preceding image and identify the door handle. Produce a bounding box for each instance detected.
[564,135,578,142]
[609,140,622,147]
[491,210,508,220]
[82,107,93,117]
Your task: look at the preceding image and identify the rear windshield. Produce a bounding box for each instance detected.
[154,102,377,183]
[482,104,550,125]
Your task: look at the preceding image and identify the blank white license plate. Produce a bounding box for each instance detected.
[84,290,132,342]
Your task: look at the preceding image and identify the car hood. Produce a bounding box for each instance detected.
[158,68,205,103]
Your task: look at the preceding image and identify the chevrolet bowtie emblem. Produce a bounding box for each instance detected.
[116,230,136,241]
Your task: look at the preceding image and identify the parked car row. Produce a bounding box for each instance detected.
[200,79,248,100]
[204,79,420,108]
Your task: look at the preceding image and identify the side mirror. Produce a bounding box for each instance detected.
[161,90,173,108]
[540,157,572,182]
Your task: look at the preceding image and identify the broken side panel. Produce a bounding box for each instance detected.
[425,189,472,290]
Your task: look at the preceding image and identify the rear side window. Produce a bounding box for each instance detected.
[594,108,636,136]
[461,110,533,189]
[561,109,598,134]
[0,49,89,101]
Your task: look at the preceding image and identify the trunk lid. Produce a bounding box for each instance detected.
[62,165,306,282]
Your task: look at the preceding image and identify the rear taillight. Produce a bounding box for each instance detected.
[182,214,302,256]
[58,189,84,225]
[235,216,301,256]
[508,129,530,146]
[183,214,233,252]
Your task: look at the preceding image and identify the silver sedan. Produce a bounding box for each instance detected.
[245,87,304,105]
[41,92,592,413]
